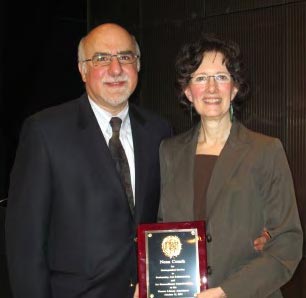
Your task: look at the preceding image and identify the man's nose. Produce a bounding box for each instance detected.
[108,56,123,76]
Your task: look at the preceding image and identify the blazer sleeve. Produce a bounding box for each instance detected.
[5,117,52,298]
[220,139,303,297]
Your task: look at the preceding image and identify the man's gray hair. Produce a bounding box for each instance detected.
[132,35,141,71]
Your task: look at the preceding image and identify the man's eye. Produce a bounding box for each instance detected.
[119,54,132,61]
[96,55,109,62]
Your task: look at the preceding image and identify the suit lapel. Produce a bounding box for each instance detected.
[76,95,126,201]
[206,122,251,216]
[128,105,148,223]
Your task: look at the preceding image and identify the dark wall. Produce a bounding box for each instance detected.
[1,1,87,196]
[0,2,87,297]
[87,0,139,32]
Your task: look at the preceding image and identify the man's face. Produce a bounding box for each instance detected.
[79,24,139,114]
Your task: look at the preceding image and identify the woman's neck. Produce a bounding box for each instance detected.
[197,117,232,155]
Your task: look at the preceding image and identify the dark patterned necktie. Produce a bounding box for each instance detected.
[109,117,134,215]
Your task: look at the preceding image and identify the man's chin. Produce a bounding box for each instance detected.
[105,97,129,108]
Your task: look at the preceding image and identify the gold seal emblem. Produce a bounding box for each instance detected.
[161,235,182,258]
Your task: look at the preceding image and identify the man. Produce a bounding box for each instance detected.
[6,23,172,298]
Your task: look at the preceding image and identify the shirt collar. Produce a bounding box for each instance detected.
[88,96,130,136]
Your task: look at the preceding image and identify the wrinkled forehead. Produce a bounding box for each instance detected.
[83,26,136,57]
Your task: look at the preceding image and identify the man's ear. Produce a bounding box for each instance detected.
[78,62,87,82]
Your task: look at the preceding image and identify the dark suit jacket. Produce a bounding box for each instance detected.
[6,94,172,298]
[158,121,303,298]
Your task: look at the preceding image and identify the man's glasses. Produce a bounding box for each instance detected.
[190,73,232,85]
[81,52,139,67]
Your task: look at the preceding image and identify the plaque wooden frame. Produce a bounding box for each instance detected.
[137,221,208,298]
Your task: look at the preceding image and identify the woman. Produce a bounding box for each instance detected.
[158,35,303,298]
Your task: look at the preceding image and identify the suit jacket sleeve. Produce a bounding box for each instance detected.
[220,139,303,297]
[6,117,52,298]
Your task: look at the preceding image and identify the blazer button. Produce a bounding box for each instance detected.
[207,266,212,275]
[206,233,212,243]
[134,237,138,242]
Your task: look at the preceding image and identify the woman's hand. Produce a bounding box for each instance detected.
[133,283,139,298]
[196,287,227,298]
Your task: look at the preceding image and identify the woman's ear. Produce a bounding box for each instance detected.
[231,86,238,100]
[184,87,193,103]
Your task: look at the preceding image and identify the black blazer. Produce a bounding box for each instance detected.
[6,94,172,298]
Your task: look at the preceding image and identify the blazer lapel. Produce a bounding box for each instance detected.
[206,121,251,216]
[173,124,200,221]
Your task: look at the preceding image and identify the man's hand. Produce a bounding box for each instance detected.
[254,228,271,251]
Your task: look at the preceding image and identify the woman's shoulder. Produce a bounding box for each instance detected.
[237,122,280,144]
[161,124,198,146]
[236,122,285,156]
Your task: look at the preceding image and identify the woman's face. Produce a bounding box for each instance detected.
[184,51,238,121]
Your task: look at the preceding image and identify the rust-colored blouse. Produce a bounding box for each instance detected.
[194,154,218,220]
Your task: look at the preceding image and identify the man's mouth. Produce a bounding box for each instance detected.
[104,81,126,87]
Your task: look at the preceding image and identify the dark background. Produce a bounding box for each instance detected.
[1,0,305,297]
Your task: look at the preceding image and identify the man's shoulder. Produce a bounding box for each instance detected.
[163,124,196,144]
[18,95,88,138]
[32,97,83,120]
[129,103,171,128]
[25,95,87,127]
[130,103,164,120]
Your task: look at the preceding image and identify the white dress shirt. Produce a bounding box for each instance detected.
[88,98,135,202]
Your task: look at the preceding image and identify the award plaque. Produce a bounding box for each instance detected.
[137,221,208,298]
